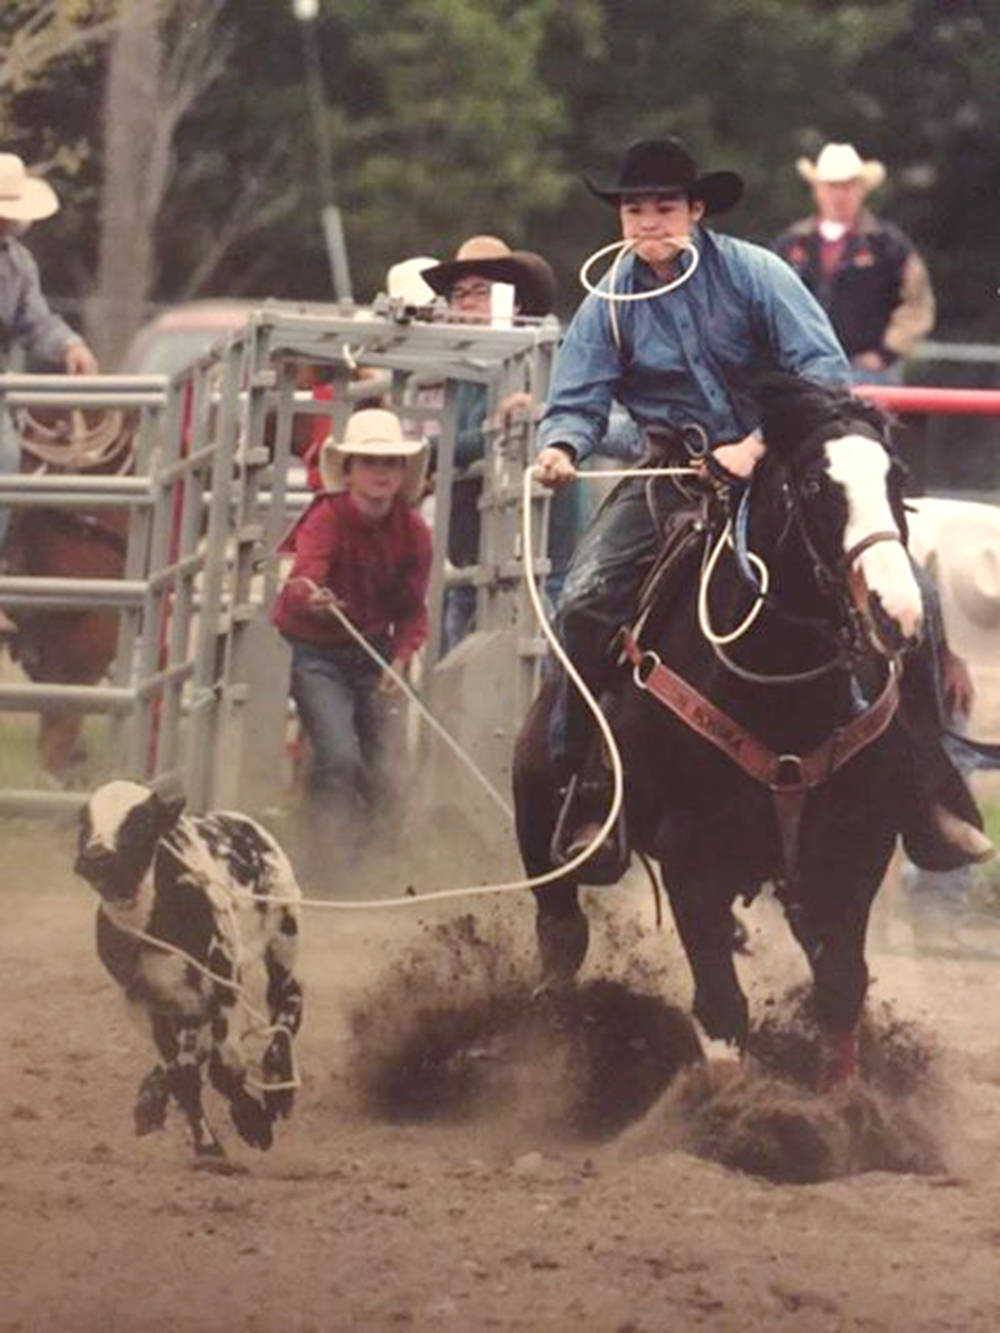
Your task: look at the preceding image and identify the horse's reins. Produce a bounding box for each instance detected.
[709,437,908,684]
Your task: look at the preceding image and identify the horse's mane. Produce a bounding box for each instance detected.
[754,372,889,459]
[752,371,909,543]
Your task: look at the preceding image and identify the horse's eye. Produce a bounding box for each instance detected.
[801,476,822,499]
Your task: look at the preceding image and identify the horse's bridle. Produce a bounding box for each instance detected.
[780,431,907,661]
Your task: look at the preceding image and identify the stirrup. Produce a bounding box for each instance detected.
[550,772,630,886]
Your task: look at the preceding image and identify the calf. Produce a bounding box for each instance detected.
[75,780,304,1167]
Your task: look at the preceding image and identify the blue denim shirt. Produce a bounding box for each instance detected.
[537,226,851,462]
[0,234,78,368]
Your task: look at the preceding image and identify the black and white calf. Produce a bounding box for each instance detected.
[75,780,304,1166]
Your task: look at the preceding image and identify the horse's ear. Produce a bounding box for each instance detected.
[753,372,824,458]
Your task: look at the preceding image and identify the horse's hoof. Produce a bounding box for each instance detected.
[816,1028,860,1093]
[531,973,575,1001]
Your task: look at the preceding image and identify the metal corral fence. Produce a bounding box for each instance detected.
[4,316,996,823]
[0,302,559,818]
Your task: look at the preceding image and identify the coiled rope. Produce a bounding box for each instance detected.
[578,237,700,352]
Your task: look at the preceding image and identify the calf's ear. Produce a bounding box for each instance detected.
[153,792,186,829]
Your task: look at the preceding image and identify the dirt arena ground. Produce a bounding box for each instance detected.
[2,819,1000,1333]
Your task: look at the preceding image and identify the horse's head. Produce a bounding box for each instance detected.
[756,373,922,657]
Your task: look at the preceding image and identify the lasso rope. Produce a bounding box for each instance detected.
[257,465,692,911]
[107,907,299,1095]
[286,576,515,820]
[13,407,132,472]
[578,237,700,352]
[697,518,769,646]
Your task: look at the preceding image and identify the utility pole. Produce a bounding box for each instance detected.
[292,0,353,301]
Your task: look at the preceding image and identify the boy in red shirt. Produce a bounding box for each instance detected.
[272,409,431,835]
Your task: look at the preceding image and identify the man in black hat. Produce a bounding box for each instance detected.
[534,137,991,875]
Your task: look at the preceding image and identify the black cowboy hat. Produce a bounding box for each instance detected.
[584,137,744,216]
[422,236,558,317]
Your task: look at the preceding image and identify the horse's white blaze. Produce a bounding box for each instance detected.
[85,778,150,850]
[824,434,923,640]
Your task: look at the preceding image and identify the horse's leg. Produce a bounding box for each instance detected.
[29,608,117,778]
[785,842,892,1090]
[530,881,589,989]
[514,686,589,989]
[665,862,748,1048]
[38,706,84,778]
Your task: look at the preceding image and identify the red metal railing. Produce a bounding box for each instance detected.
[854,385,1000,416]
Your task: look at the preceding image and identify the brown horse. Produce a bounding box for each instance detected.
[2,407,132,779]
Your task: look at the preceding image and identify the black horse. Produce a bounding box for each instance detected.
[514,375,929,1089]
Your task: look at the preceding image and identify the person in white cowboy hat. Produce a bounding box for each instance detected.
[774,142,935,385]
[271,408,431,851]
[385,255,441,308]
[900,500,1000,950]
[0,153,100,634]
[0,152,98,376]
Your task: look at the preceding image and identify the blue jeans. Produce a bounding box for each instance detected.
[443,582,476,655]
[287,637,384,807]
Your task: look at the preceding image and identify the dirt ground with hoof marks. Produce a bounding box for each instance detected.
[2,821,1000,1333]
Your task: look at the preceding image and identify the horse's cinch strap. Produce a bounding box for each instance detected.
[623,630,899,793]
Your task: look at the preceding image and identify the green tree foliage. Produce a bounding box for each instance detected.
[4,0,999,343]
[162,0,577,304]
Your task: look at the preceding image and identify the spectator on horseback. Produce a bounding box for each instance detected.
[533,136,991,878]
[420,236,557,651]
[0,153,99,378]
[0,153,100,632]
[272,408,431,859]
[773,142,935,385]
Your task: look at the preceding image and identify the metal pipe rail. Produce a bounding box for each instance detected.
[2,391,165,409]
[855,385,1000,416]
[0,374,169,392]
[0,474,151,502]
[0,682,135,712]
[0,575,148,609]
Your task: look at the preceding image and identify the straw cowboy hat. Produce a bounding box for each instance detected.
[0,153,59,222]
[319,408,428,505]
[907,497,1000,662]
[584,137,744,215]
[421,236,557,317]
[796,142,886,191]
[386,256,440,306]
